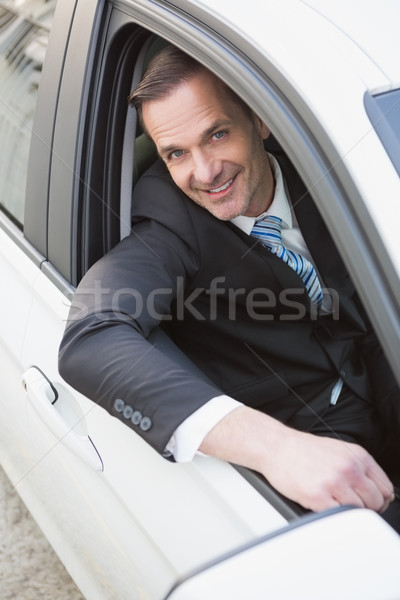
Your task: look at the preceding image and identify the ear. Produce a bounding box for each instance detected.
[253,113,270,140]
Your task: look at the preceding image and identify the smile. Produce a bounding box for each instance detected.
[208,179,233,194]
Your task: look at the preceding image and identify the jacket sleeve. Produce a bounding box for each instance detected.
[58,208,223,456]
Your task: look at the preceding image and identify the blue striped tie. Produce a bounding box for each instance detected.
[251,215,323,307]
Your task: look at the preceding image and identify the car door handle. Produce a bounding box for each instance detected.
[22,366,104,471]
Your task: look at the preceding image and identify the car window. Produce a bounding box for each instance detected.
[0,0,57,227]
[365,88,400,177]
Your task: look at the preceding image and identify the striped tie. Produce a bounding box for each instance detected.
[251,215,323,307]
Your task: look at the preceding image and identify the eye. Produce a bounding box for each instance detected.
[169,149,185,159]
[212,131,225,141]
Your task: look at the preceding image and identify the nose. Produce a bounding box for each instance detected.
[192,151,222,186]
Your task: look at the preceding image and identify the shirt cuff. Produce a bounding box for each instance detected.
[164,395,242,462]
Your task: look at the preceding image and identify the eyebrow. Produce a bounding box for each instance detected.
[159,118,232,158]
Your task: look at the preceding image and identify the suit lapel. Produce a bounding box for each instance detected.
[278,155,348,290]
[226,152,367,327]
[277,155,370,330]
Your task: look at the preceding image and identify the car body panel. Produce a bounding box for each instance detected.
[0,223,39,479]
[18,249,289,597]
[166,509,400,600]
[303,0,400,86]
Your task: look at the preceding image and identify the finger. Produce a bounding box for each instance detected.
[353,477,388,512]
[328,462,391,512]
[306,494,342,513]
[345,446,395,507]
[332,487,366,509]
[376,486,395,513]
[351,473,394,513]
[332,483,390,514]
[366,466,394,499]
[363,459,395,506]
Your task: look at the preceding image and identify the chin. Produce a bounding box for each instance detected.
[208,206,239,221]
[210,199,247,221]
[218,206,247,221]
[192,192,245,221]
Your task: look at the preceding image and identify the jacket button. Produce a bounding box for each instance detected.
[140,417,152,431]
[131,410,142,425]
[114,398,125,413]
[123,405,134,419]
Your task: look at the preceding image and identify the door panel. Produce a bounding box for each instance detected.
[19,267,287,599]
[0,225,39,479]
[23,366,104,471]
[20,268,178,599]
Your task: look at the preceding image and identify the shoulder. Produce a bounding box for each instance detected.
[132,158,221,247]
[132,159,192,219]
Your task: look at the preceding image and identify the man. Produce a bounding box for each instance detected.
[59,45,399,523]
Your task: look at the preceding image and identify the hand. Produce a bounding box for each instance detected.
[200,406,395,513]
[261,427,395,513]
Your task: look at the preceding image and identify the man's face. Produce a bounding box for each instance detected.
[142,70,274,220]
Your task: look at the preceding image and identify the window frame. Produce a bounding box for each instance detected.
[22,0,78,257]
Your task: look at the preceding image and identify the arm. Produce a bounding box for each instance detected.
[59,221,224,453]
[59,221,394,513]
[200,405,395,513]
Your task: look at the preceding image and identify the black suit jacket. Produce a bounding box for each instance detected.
[59,155,399,455]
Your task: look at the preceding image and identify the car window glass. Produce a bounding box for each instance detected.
[365,88,400,177]
[0,0,57,227]
[374,88,400,176]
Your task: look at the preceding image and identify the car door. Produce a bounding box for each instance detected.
[0,0,58,499]
[1,2,295,599]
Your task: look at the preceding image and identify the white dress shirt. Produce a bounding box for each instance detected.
[164,154,333,461]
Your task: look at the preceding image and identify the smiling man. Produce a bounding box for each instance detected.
[142,67,274,221]
[59,45,399,527]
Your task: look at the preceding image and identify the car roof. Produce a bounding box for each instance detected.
[302,0,400,87]
[177,0,400,93]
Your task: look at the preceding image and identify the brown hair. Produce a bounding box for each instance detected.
[128,44,252,134]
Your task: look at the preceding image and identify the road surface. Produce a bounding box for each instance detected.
[0,466,84,600]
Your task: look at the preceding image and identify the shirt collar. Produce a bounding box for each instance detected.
[231,153,293,235]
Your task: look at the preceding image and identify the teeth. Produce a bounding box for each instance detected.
[209,179,233,193]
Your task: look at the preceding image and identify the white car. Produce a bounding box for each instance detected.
[0,0,399,598]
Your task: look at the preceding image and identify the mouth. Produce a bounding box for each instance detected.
[207,178,234,194]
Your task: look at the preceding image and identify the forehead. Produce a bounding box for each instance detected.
[142,71,241,151]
